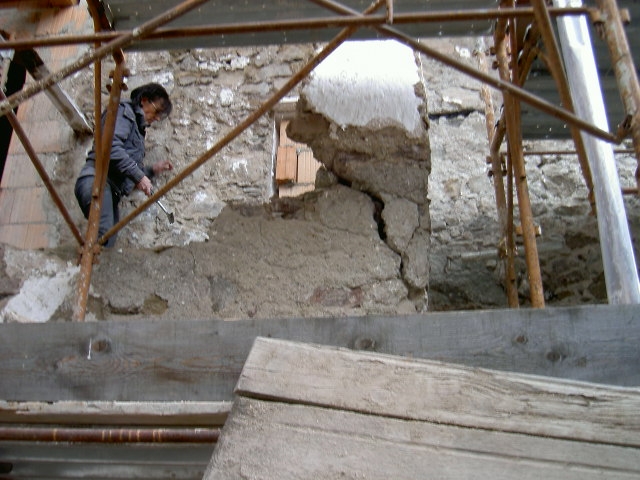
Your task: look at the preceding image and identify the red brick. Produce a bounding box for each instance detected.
[25,120,72,153]
[10,187,46,224]
[0,224,27,249]
[1,154,41,188]
[24,223,50,249]
[0,188,15,225]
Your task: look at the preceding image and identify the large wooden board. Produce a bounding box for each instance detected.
[204,338,640,479]
[236,338,640,447]
[206,397,640,480]
[0,305,638,402]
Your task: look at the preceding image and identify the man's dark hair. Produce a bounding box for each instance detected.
[130,82,173,117]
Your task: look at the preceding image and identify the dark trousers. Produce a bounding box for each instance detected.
[74,175,120,248]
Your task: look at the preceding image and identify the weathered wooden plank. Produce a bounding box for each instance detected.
[296,149,320,183]
[0,401,231,426]
[237,338,640,448]
[275,145,297,184]
[205,397,640,480]
[13,49,92,134]
[0,305,638,402]
[0,442,212,480]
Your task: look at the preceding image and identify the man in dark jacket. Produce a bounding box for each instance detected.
[75,83,173,247]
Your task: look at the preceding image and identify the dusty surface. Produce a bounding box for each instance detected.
[1,186,415,322]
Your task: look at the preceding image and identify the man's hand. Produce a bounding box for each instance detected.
[152,160,173,176]
[136,176,153,196]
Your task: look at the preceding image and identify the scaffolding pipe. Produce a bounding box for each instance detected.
[0,7,592,51]
[0,0,209,118]
[497,6,545,308]
[0,90,84,245]
[530,0,595,210]
[0,6,615,147]
[594,0,640,191]
[0,426,219,444]
[476,35,519,307]
[73,58,126,322]
[99,0,385,244]
[554,0,640,304]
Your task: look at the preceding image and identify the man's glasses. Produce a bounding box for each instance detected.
[150,100,168,121]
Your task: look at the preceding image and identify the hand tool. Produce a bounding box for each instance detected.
[150,189,174,224]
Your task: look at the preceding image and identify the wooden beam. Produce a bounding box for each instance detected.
[0,400,231,426]
[207,396,640,480]
[0,305,639,403]
[237,337,640,447]
[12,49,92,134]
[0,0,79,8]
[208,340,640,479]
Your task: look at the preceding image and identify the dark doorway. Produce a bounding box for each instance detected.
[0,59,27,183]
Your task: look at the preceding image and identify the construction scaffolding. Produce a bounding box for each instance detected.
[0,1,638,313]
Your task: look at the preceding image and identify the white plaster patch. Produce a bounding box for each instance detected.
[1,265,79,323]
[455,45,471,58]
[154,72,174,85]
[231,158,248,173]
[202,117,216,133]
[304,40,423,135]
[194,190,209,203]
[220,88,234,107]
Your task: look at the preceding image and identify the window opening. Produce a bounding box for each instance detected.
[275,119,322,198]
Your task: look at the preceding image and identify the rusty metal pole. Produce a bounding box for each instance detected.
[0,426,219,443]
[0,7,593,52]
[492,21,520,307]
[531,0,595,209]
[477,34,519,307]
[73,59,127,322]
[594,0,640,190]
[71,1,109,322]
[99,0,386,244]
[73,59,126,321]
[0,6,592,50]
[0,90,84,245]
[497,1,545,308]
[0,0,210,118]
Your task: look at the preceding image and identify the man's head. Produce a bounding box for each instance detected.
[131,83,172,125]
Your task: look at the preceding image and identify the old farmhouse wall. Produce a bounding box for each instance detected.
[0,5,639,320]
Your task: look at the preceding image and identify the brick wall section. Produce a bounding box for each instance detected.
[0,3,89,249]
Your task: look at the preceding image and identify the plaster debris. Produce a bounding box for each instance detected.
[1,262,79,323]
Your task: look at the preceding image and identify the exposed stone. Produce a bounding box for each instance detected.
[401,232,431,290]
[382,197,420,253]
[288,40,431,308]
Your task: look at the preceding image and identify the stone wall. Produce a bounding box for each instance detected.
[60,43,319,248]
[422,38,640,310]
[2,28,639,319]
